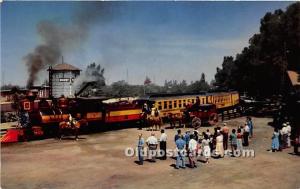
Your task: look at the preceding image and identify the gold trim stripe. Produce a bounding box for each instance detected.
[109,109,142,116]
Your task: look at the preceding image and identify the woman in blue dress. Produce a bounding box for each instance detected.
[271,128,280,152]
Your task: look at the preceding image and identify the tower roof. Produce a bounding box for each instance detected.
[49,63,81,71]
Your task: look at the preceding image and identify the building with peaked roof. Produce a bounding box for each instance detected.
[285,70,300,135]
[287,70,300,86]
[48,63,81,98]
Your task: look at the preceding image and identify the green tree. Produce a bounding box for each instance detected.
[214,2,300,97]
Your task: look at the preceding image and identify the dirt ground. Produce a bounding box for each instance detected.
[1,117,300,189]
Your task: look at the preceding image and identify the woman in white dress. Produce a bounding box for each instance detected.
[202,134,211,163]
[215,131,224,158]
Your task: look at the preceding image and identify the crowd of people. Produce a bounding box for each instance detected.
[271,122,292,152]
[136,117,254,168]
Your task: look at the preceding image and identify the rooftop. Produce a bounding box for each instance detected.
[49,63,81,71]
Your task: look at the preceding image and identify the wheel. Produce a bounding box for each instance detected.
[208,113,218,126]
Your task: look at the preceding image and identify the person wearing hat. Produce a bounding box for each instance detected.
[221,123,229,150]
[140,103,150,130]
[146,133,158,162]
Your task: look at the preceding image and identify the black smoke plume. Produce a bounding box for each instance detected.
[24,2,115,88]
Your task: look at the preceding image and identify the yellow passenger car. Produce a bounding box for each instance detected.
[147,91,240,118]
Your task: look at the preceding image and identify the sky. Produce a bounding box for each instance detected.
[1,1,295,86]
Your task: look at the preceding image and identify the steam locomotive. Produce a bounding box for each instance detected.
[20,94,143,127]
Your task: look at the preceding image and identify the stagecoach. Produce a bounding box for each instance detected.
[188,104,218,126]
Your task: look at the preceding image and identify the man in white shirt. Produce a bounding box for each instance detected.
[159,129,167,160]
[281,124,288,148]
[146,133,158,162]
[188,135,198,168]
[243,123,250,146]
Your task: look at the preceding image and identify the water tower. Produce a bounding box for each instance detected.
[48,63,81,98]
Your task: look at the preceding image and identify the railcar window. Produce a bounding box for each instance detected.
[179,100,182,108]
[174,101,177,108]
[183,100,186,106]
[169,101,172,109]
[164,101,167,109]
[158,101,162,110]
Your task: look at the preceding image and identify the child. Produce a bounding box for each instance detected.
[230,129,237,156]
[271,128,280,152]
[202,134,211,163]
